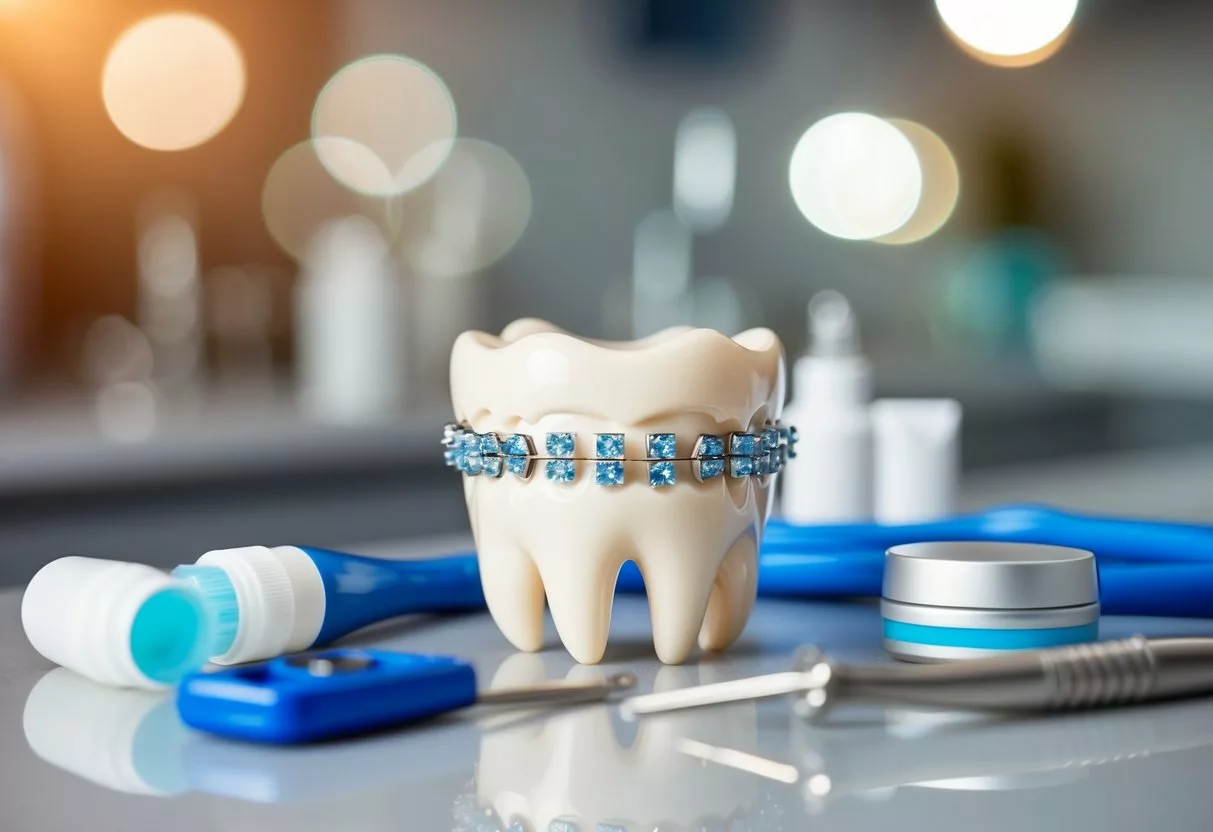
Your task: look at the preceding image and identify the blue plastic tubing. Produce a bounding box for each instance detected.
[294,505,1213,646]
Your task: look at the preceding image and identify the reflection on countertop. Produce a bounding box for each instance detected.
[22,619,1213,832]
[467,654,760,831]
[682,698,1213,811]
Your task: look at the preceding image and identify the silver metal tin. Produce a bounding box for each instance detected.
[881,541,1100,663]
[881,599,1099,630]
[883,542,1098,610]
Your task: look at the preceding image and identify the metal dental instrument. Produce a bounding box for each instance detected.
[619,637,1213,722]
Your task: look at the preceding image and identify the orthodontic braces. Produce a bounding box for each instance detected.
[442,421,798,488]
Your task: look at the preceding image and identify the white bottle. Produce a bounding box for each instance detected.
[872,398,962,524]
[296,216,404,423]
[780,290,873,524]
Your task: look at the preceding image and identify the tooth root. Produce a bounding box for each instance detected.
[535,549,622,664]
[478,537,546,653]
[698,531,759,652]
[637,546,719,665]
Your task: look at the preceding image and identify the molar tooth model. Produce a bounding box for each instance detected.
[447,319,790,664]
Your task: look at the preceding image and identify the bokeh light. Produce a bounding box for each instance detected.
[95,381,158,444]
[312,55,457,196]
[82,316,153,386]
[102,13,245,151]
[935,0,1078,68]
[788,112,922,241]
[262,138,400,262]
[876,119,960,245]
[403,139,532,278]
[631,209,692,338]
[674,108,736,232]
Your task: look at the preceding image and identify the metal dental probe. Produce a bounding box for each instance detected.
[619,637,1213,722]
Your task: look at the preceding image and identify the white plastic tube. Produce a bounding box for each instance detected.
[22,557,212,689]
[872,398,962,524]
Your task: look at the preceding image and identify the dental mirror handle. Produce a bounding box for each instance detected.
[620,637,1213,721]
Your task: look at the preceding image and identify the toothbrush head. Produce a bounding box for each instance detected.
[173,565,239,658]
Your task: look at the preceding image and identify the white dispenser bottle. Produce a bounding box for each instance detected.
[295,216,404,423]
[780,290,873,524]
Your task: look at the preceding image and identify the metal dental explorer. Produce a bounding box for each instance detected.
[619,637,1213,722]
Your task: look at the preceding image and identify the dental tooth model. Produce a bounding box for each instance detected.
[447,319,792,664]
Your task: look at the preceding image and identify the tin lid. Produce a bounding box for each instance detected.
[883,541,1098,610]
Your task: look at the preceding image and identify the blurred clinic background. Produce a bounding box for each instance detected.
[0,0,1211,583]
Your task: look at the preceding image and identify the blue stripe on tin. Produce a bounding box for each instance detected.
[883,619,1099,650]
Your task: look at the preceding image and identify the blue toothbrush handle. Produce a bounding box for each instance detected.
[301,549,486,645]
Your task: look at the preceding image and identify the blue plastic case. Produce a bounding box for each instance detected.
[177,649,479,744]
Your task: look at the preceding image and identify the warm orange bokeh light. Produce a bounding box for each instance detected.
[102,13,246,151]
[947,27,1071,68]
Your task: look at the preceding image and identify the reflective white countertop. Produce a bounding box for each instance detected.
[4,580,1213,831]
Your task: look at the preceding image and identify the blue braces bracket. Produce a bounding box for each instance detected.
[442,421,798,488]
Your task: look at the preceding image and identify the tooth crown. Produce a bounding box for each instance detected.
[450,319,785,429]
[451,320,787,665]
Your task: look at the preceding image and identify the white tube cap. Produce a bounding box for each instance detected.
[22,557,213,689]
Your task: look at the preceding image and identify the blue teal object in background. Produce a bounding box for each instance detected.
[937,227,1063,354]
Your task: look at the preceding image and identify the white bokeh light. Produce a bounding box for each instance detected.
[403,139,532,278]
[935,0,1078,62]
[673,108,736,232]
[876,119,960,245]
[789,113,922,241]
[262,138,400,262]
[312,55,457,196]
